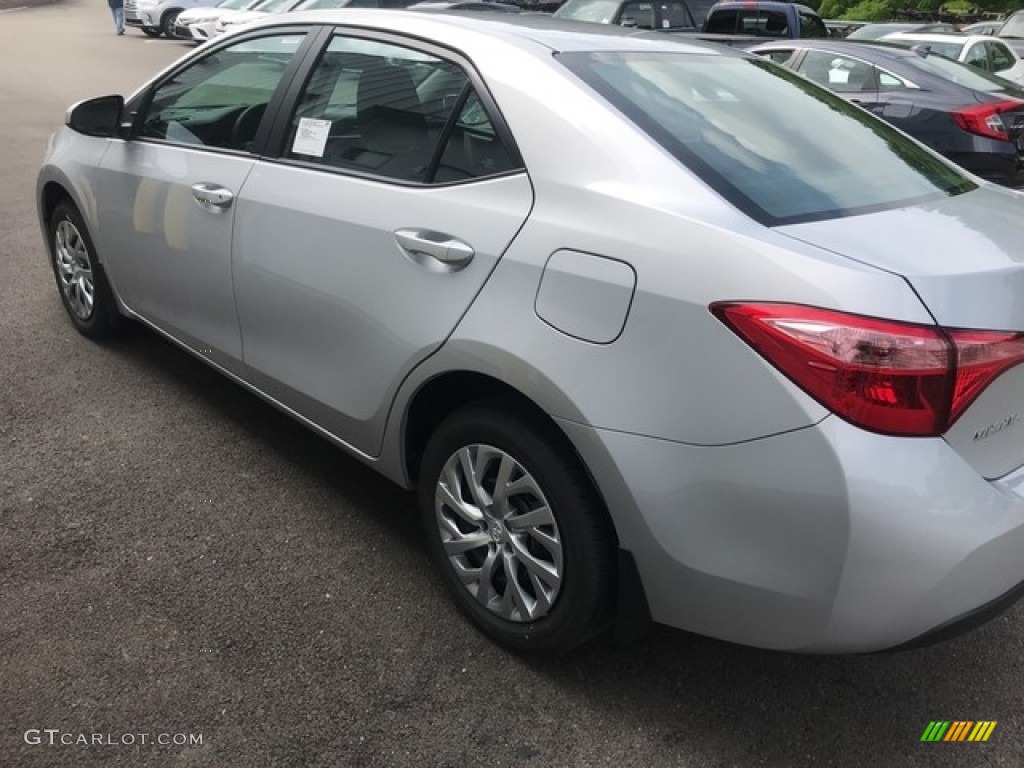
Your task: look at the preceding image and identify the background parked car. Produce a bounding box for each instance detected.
[993,9,1024,55]
[961,20,1003,36]
[124,0,222,37]
[749,39,1024,186]
[845,21,955,40]
[174,0,270,42]
[409,0,520,12]
[881,32,1024,86]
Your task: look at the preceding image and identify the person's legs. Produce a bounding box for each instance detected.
[112,7,124,34]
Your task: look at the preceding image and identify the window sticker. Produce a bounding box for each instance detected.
[292,117,331,157]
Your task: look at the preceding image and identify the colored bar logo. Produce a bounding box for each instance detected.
[920,721,997,742]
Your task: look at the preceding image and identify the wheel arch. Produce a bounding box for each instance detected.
[401,370,621,544]
[402,368,653,645]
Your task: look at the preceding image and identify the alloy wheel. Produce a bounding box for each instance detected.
[434,444,563,623]
[54,218,95,321]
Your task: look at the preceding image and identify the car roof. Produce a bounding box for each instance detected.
[249,8,744,55]
[882,32,976,43]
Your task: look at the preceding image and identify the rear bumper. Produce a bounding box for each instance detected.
[559,416,1024,653]
[946,137,1023,188]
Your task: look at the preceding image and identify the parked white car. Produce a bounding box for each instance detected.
[124,0,221,37]
[174,0,269,42]
[882,32,1024,85]
[213,0,306,36]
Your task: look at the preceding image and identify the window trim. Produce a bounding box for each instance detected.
[258,24,526,188]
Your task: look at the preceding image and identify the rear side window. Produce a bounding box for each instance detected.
[558,52,973,225]
[282,35,518,183]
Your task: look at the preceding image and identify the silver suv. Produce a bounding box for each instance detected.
[124,0,222,37]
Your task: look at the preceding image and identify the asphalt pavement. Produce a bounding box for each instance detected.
[1,3,1022,767]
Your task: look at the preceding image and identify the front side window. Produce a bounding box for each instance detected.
[139,34,304,151]
[283,36,517,183]
[558,52,973,225]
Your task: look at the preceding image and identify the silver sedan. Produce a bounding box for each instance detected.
[37,11,1024,654]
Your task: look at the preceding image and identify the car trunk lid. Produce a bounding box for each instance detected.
[777,186,1024,479]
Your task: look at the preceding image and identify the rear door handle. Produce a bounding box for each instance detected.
[394,229,474,272]
[191,183,234,211]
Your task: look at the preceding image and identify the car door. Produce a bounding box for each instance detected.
[95,30,314,370]
[231,33,533,456]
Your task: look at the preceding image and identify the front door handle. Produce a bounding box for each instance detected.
[191,183,234,211]
[394,229,474,272]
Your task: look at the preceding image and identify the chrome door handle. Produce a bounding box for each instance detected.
[191,183,234,210]
[394,229,474,272]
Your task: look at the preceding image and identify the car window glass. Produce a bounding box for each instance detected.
[796,51,872,93]
[964,42,990,70]
[619,1,655,29]
[558,52,972,225]
[704,8,737,33]
[988,42,1014,72]
[737,10,787,36]
[284,35,515,183]
[660,2,694,28]
[756,48,795,64]
[434,90,517,182]
[877,70,905,90]
[553,0,624,23]
[798,11,828,38]
[139,34,304,151]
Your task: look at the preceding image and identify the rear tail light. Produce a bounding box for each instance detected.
[711,303,1024,437]
[951,100,1023,142]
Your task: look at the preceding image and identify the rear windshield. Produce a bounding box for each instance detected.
[554,0,622,23]
[902,52,1020,93]
[1001,14,1024,38]
[557,52,973,225]
[894,39,965,60]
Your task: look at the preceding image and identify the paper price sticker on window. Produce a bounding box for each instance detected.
[292,117,331,158]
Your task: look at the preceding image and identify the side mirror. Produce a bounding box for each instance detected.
[66,95,125,138]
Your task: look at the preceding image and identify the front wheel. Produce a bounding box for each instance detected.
[141,26,162,37]
[160,11,180,38]
[418,402,616,653]
[48,201,123,338]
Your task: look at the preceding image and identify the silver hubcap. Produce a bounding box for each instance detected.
[435,444,563,623]
[54,218,95,321]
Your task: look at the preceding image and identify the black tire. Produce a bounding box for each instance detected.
[48,201,123,339]
[418,401,616,654]
[141,26,162,37]
[160,11,180,38]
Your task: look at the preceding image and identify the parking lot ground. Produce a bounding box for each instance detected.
[2,3,1024,767]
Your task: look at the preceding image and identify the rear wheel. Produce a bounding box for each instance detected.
[141,26,162,37]
[48,201,123,339]
[418,402,616,653]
